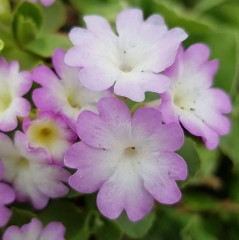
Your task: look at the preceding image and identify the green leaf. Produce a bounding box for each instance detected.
[38,199,86,240]
[220,97,239,168]
[181,215,218,240]
[115,212,155,238]
[2,47,42,70]
[12,2,43,46]
[192,143,220,184]
[96,220,122,240]
[177,137,201,182]
[9,207,36,226]
[40,0,66,33]
[26,33,72,57]
[194,0,225,12]
[203,2,239,31]
[70,0,124,24]
[183,192,219,211]
[0,0,11,23]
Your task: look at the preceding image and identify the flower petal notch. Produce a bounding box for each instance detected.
[0,58,32,132]
[65,8,188,102]
[65,97,187,221]
[2,218,66,240]
[159,43,232,150]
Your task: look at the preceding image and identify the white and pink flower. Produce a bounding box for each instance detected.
[0,58,32,132]
[159,44,232,150]
[23,112,76,165]
[0,132,69,209]
[65,8,187,102]
[65,97,187,221]
[32,49,110,131]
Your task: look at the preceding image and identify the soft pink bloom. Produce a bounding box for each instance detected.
[28,0,55,7]
[32,49,110,131]
[23,112,76,165]
[65,97,187,221]
[0,58,32,132]
[3,218,65,240]
[0,161,15,227]
[65,8,187,102]
[0,132,69,209]
[159,44,232,150]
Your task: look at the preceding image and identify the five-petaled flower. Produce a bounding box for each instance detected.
[0,131,69,209]
[65,97,187,221]
[32,49,110,131]
[23,112,76,165]
[159,44,232,150]
[65,8,187,102]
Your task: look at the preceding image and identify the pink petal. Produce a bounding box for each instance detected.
[97,162,154,221]
[0,205,11,227]
[141,152,187,204]
[0,183,15,205]
[40,222,65,240]
[65,142,117,193]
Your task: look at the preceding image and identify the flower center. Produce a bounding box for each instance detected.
[18,157,29,169]
[0,92,12,113]
[173,94,184,109]
[173,91,197,112]
[67,95,80,109]
[119,63,133,73]
[27,119,61,148]
[124,146,137,157]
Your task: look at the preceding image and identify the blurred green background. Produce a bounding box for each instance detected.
[0,0,239,239]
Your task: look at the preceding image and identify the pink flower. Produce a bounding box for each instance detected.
[65,9,187,102]
[0,58,32,132]
[0,132,69,209]
[65,97,187,221]
[32,49,110,131]
[3,218,65,240]
[159,44,232,150]
[23,112,76,165]
[28,0,55,7]
[0,161,15,227]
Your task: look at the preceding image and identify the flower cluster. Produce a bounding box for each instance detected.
[0,7,232,237]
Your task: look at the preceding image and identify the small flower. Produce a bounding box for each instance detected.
[65,8,187,102]
[0,58,32,131]
[28,0,55,7]
[32,49,110,130]
[0,131,69,209]
[0,161,15,227]
[65,97,187,221]
[3,218,65,240]
[159,44,232,150]
[23,112,76,164]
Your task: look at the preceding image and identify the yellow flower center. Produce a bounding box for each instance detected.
[27,119,61,149]
[0,92,12,113]
[18,157,29,169]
